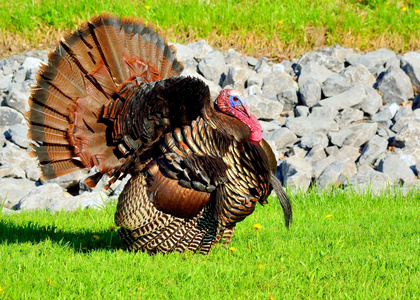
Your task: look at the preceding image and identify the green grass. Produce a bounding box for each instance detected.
[1,188,419,299]
[1,0,420,58]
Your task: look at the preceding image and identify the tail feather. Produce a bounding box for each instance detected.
[40,160,85,179]
[90,15,129,85]
[28,13,184,181]
[270,173,293,228]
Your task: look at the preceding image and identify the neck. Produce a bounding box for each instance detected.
[235,111,262,142]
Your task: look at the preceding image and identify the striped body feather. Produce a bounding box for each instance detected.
[27,14,292,255]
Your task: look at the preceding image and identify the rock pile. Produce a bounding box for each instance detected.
[1,42,419,213]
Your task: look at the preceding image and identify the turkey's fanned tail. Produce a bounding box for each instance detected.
[27,13,184,181]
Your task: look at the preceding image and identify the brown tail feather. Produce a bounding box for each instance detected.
[28,13,184,181]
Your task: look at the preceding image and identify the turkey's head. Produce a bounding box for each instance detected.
[215,89,262,142]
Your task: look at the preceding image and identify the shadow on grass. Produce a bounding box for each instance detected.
[0,219,124,253]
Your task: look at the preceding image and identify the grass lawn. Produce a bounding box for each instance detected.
[1,187,419,299]
[1,0,420,59]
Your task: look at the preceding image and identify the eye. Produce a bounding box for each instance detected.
[233,96,239,101]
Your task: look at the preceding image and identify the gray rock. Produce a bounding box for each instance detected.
[291,144,308,159]
[358,135,389,166]
[328,122,378,147]
[0,177,37,209]
[263,127,298,151]
[47,192,108,211]
[392,111,420,133]
[312,155,338,179]
[246,84,263,96]
[394,122,420,148]
[360,84,383,115]
[247,94,283,120]
[13,68,27,84]
[401,51,420,90]
[6,123,30,148]
[298,51,344,73]
[222,65,254,92]
[285,116,339,137]
[246,74,264,88]
[298,62,334,85]
[299,78,321,107]
[336,108,364,128]
[395,148,419,168]
[260,120,282,132]
[344,169,392,192]
[0,141,40,180]
[376,66,414,105]
[0,74,13,90]
[245,56,259,67]
[300,132,329,149]
[197,51,227,84]
[318,159,357,188]
[321,45,360,63]
[254,57,271,74]
[310,106,339,120]
[377,155,416,183]
[304,144,327,162]
[329,104,351,127]
[277,86,298,111]
[262,72,297,100]
[394,103,414,122]
[21,57,43,71]
[318,83,367,111]
[280,157,312,191]
[294,106,309,117]
[14,183,66,210]
[371,103,400,127]
[0,106,26,133]
[325,146,338,156]
[346,49,397,74]
[341,64,376,86]
[416,161,420,176]
[5,89,30,114]
[321,74,352,97]
[334,145,361,162]
[187,40,213,60]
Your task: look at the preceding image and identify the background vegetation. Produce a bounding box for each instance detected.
[1,0,420,59]
[1,188,420,299]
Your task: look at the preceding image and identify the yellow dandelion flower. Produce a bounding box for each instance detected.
[93,235,100,240]
[402,6,407,11]
[46,279,51,284]
[0,286,3,293]
[253,223,262,230]
[229,246,236,251]
[257,264,263,269]
[145,5,151,10]
[416,9,420,14]
[325,214,333,218]
[269,295,275,300]
[278,20,284,25]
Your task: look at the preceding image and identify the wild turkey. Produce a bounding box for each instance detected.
[27,13,292,254]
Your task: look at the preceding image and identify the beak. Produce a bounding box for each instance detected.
[235,102,251,117]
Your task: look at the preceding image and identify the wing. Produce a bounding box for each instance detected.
[26,14,216,184]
